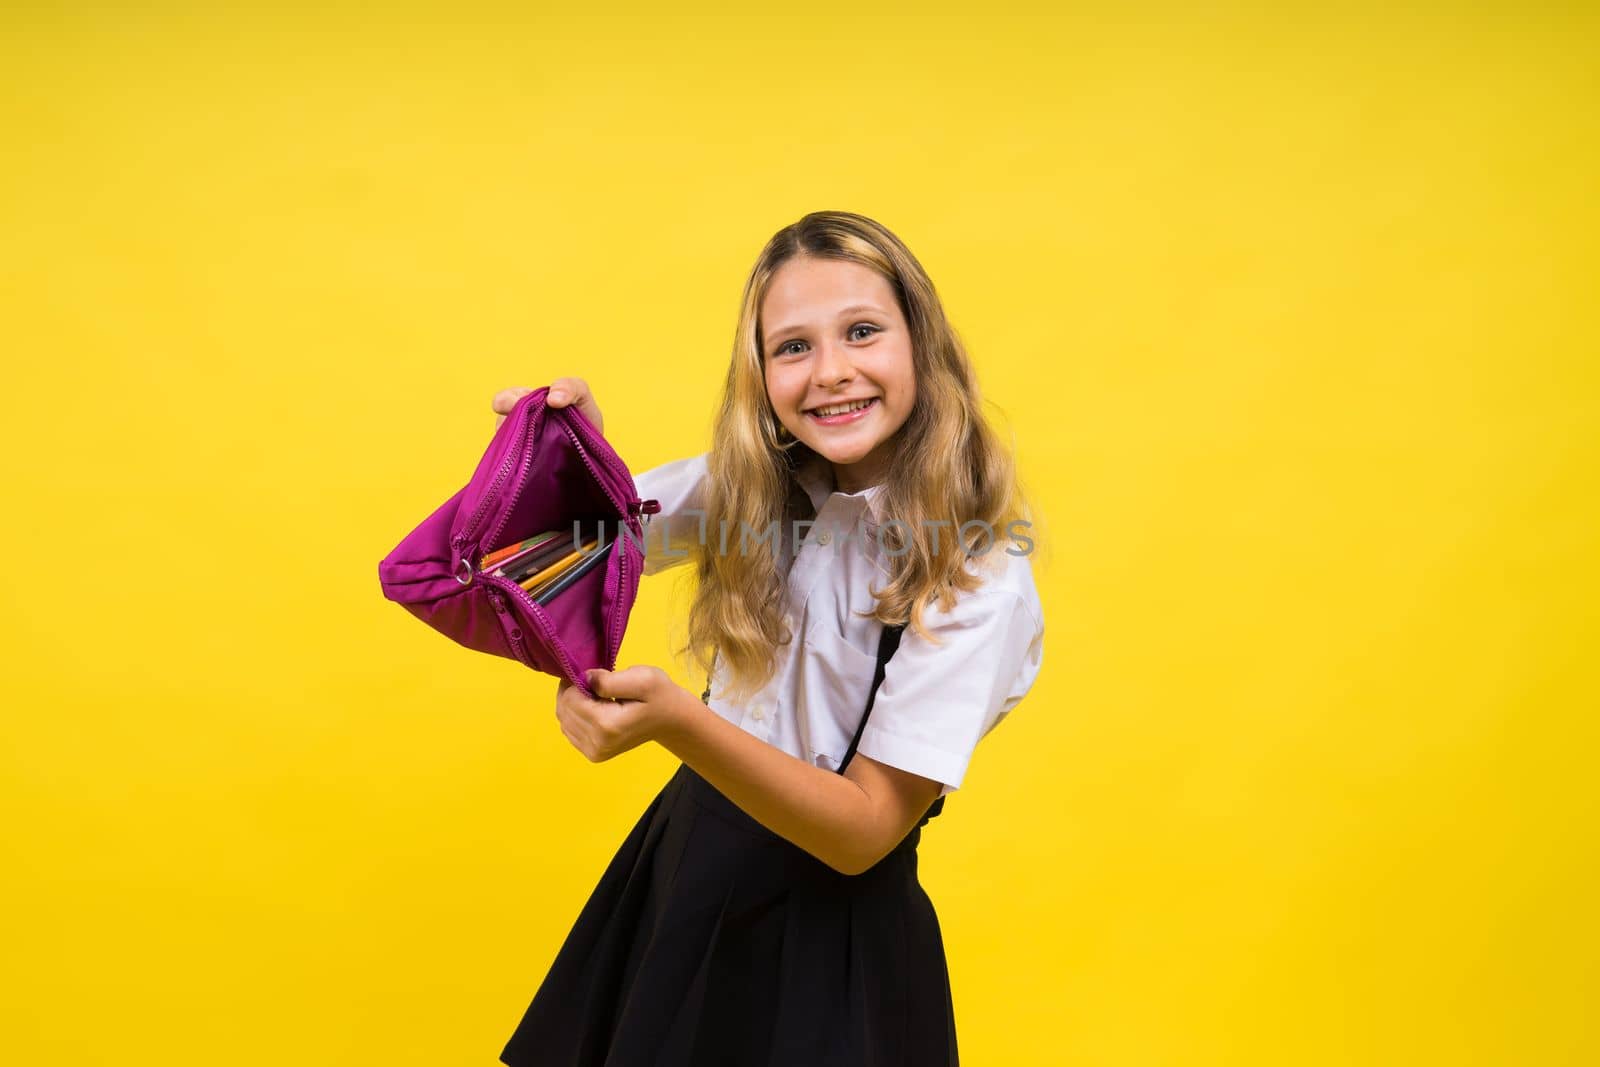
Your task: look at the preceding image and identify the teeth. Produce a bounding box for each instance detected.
[812,398,874,417]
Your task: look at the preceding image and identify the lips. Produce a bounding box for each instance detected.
[805,397,878,416]
[803,397,879,429]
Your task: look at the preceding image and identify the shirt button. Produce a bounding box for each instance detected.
[751,705,765,721]
[817,530,832,545]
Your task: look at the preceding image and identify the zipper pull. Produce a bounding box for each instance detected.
[628,498,661,517]
[449,535,476,586]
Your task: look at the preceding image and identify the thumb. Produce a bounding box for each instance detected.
[587,668,627,703]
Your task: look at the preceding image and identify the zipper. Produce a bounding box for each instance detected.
[462,410,623,582]
[565,415,658,638]
[566,428,658,666]
[460,402,648,680]
[563,402,635,490]
[487,589,532,666]
[608,537,628,666]
[483,568,587,685]
[605,501,655,665]
[480,406,545,559]
[463,398,539,547]
[554,415,635,665]
[557,418,625,518]
[451,398,542,583]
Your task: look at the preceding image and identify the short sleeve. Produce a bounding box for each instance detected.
[633,452,711,576]
[855,569,1045,798]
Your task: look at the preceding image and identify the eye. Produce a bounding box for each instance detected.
[771,324,880,359]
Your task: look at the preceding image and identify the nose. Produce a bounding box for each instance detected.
[811,338,855,387]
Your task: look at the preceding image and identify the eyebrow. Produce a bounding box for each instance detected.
[766,304,889,347]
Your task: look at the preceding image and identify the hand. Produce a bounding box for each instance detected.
[491,377,604,434]
[554,665,687,763]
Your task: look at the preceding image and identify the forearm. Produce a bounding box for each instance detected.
[656,688,875,875]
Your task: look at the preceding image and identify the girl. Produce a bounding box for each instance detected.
[494,211,1045,1067]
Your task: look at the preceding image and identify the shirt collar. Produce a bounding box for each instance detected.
[794,452,889,526]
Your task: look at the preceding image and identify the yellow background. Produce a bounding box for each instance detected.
[3,5,1594,1065]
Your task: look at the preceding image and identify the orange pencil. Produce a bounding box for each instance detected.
[480,530,562,570]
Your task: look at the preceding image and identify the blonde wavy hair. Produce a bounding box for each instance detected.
[681,210,1038,704]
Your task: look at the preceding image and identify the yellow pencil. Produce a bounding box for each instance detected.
[516,536,600,593]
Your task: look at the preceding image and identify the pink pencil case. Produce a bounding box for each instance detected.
[377,387,660,696]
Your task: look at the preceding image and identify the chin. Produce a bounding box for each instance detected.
[813,446,874,466]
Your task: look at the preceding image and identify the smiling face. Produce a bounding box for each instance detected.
[760,255,917,494]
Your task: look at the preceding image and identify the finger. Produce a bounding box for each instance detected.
[562,687,611,722]
[547,377,579,406]
[585,668,626,703]
[546,376,585,407]
[493,387,535,431]
[546,378,603,433]
[557,717,585,757]
[572,397,604,433]
[492,386,534,415]
[555,700,579,737]
[562,711,599,761]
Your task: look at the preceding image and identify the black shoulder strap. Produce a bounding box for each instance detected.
[701,622,944,824]
[698,622,903,747]
[700,651,716,704]
[838,622,905,775]
[844,622,945,827]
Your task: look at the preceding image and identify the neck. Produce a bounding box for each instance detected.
[831,461,884,496]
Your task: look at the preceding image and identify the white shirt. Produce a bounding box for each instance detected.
[633,451,1045,798]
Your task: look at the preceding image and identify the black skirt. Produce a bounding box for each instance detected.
[501,622,956,1066]
[498,758,955,1067]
